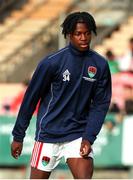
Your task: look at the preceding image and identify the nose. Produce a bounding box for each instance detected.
[81,33,86,41]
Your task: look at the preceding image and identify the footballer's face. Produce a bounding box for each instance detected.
[69,23,92,51]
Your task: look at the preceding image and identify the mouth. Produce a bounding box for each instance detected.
[80,44,89,48]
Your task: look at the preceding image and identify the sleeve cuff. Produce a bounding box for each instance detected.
[82,134,96,145]
[13,136,24,143]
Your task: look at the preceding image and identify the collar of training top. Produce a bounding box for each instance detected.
[69,43,90,57]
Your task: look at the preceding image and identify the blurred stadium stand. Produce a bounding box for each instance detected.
[0,0,81,82]
[0,0,133,179]
[0,0,16,13]
[0,0,132,82]
[95,16,133,56]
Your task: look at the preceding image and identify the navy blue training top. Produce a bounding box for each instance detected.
[12,43,112,144]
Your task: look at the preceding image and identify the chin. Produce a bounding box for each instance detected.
[79,45,89,51]
[80,47,89,51]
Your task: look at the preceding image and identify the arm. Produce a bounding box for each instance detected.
[12,58,53,144]
[81,62,112,153]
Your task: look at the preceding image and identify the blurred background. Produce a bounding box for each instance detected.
[0,0,133,179]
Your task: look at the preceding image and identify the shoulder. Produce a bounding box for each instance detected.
[90,49,107,65]
[37,46,69,71]
[90,49,109,71]
[39,46,69,65]
[47,46,69,60]
[89,50,110,78]
[40,45,69,59]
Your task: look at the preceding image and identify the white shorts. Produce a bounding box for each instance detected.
[30,137,93,172]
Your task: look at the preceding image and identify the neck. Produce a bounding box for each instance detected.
[69,43,89,56]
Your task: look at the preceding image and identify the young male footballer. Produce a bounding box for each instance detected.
[11,11,112,179]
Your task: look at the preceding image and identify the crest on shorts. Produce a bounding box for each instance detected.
[42,156,50,166]
[88,66,97,78]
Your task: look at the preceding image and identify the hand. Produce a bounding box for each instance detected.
[80,139,92,158]
[11,140,23,159]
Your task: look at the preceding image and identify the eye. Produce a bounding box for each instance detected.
[74,32,81,36]
[86,32,91,36]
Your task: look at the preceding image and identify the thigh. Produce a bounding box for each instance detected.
[30,166,51,179]
[64,138,93,179]
[67,157,93,179]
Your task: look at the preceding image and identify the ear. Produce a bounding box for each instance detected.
[66,34,71,40]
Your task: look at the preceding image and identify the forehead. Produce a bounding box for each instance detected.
[74,22,90,32]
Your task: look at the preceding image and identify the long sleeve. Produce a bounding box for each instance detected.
[82,63,112,144]
[12,58,53,142]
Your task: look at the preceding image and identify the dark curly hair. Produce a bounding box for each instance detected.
[61,11,97,38]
